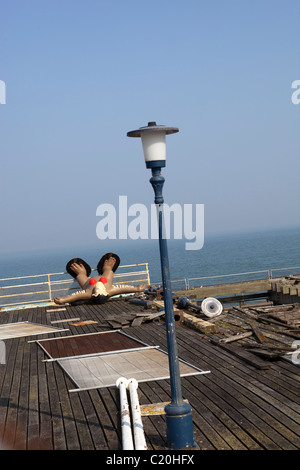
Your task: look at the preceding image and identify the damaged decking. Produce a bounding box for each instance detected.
[0,298,300,450]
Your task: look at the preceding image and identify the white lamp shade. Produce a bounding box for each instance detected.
[141,131,166,163]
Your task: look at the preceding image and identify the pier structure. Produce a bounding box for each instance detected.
[175,277,300,307]
[0,266,300,451]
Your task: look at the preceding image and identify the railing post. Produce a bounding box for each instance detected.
[268,269,272,279]
[146,263,150,286]
[47,274,52,301]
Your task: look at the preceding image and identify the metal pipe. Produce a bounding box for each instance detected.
[177,296,202,312]
[127,379,147,450]
[116,377,134,450]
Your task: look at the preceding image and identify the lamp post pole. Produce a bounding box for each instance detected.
[127,122,195,449]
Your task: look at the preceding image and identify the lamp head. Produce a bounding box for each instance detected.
[127,121,179,168]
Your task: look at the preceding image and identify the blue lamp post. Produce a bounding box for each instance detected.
[127,121,195,449]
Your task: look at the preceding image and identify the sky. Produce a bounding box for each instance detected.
[0,0,299,255]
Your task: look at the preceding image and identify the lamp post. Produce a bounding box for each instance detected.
[127,122,195,449]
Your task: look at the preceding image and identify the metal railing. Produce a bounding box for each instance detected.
[0,263,150,311]
[152,266,300,291]
[1,264,299,311]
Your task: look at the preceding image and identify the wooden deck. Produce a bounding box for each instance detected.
[0,298,300,451]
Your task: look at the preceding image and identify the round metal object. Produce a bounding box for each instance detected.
[201,297,223,318]
[127,121,179,137]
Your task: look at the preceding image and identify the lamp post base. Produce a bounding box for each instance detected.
[165,401,195,449]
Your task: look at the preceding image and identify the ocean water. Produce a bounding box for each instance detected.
[0,226,299,289]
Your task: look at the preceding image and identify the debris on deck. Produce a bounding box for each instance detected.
[184,302,300,368]
[120,286,300,371]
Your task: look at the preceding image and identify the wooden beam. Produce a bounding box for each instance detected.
[219,332,253,344]
[183,312,216,334]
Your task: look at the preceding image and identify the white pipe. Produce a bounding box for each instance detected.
[127,378,147,450]
[116,377,134,450]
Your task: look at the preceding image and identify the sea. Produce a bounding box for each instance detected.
[0,226,299,290]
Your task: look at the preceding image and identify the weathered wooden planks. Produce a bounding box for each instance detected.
[0,299,300,450]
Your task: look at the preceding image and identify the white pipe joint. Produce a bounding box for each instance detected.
[116,377,134,450]
[127,378,147,450]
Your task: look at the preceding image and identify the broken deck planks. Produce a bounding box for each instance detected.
[209,337,271,369]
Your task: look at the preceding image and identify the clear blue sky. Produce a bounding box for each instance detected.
[0,0,299,254]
